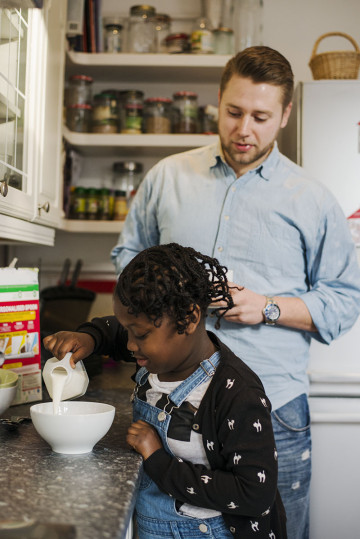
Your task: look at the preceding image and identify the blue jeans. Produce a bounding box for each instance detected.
[271,393,311,539]
[136,513,233,539]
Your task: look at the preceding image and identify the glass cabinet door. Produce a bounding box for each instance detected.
[0,8,28,196]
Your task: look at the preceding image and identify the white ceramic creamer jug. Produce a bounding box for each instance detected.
[43,353,89,413]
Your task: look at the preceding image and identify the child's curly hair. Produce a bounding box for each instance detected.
[115,243,234,332]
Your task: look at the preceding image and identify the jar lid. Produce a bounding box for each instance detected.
[105,23,123,29]
[130,5,156,16]
[88,188,99,195]
[70,75,93,83]
[67,103,92,109]
[92,119,118,125]
[150,13,171,23]
[99,188,110,194]
[165,33,189,42]
[113,162,143,173]
[173,91,198,98]
[119,89,144,98]
[145,97,172,104]
[125,103,143,109]
[93,92,118,101]
[74,187,87,193]
[103,16,124,27]
[213,27,234,34]
[115,190,127,196]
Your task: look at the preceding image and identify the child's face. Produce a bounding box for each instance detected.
[114,298,199,380]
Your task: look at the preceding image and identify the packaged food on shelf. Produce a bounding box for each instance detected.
[103,17,123,52]
[127,4,157,53]
[121,103,143,134]
[86,188,99,220]
[172,91,198,133]
[66,75,93,106]
[66,104,92,132]
[98,188,111,220]
[113,162,143,205]
[72,187,87,220]
[119,90,144,132]
[144,97,172,133]
[198,104,219,134]
[113,190,128,220]
[190,15,214,54]
[151,13,171,53]
[164,33,189,53]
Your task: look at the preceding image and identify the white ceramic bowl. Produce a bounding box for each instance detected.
[0,384,17,415]
[0,370,18,388]
[30,401,115,454]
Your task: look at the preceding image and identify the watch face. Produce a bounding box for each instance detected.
[264,303,280,321]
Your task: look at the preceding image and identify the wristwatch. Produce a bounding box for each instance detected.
[263,297,280,325]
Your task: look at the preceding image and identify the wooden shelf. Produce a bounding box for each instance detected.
[63,126,218,157]
[60,219,124,234]
[66,51,231,83]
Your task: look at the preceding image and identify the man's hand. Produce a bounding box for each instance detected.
[211,283,266,325]
[43,331,95,368]
[126,420,163,460]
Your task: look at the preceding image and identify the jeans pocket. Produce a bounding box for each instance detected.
[272,393,310,432]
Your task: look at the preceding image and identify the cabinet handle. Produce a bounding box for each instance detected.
[38,201,50,213]
[0,174,9,198]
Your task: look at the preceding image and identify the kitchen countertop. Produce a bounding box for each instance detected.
[0,359,142,539]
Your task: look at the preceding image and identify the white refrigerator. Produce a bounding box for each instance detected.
[282,80,360,539]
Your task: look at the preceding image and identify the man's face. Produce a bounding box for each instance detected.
[218,75,292,176]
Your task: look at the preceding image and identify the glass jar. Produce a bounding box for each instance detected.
[172,91,198,134]
[119,90,144,132]
[127,5,156,53]
[113,190,128,221]
[103,17,123,52]
[66,104,92,132]
[91,119,118,134]
[151,13,171,53]
[144,97,172,133]
[190,16,214,54]
[92,93,119,122]
[66,75,93,106]
[121,104,143,134]
[86,188,99,220]
[164,33,189,54]
[98,188,110,220]
[72,187,87,220]
[234,0,263,50]
[213,27,234,55]
[113,161,143,206]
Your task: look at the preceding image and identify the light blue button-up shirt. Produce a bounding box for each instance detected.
[111,141,360,410]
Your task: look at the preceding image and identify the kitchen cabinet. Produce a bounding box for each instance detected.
[0,2,65,246]
[61,50,228,233]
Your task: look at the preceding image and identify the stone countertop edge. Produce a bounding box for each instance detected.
[0,387,143,539]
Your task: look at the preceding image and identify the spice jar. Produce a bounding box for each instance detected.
[98,188,110,220]
[164,33,189,54]
[127,5,156,53]
[151,13,171,53]
[121,104,143,134]
[113,190,128,220]
[66,104,92,132]
[172,91,198,134]
[72,187,87,220]
[119,90,144,132]
[92,93,119,122]
[86,188,99,220]
[190,16,214,54]
[103,17,123,52]
[67,75,93,106]
[91,119,118,134]
[213,27,234,55]
[144,97,172,133]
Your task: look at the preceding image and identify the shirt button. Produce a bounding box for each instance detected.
[158,411,166,421]
[230,527,236,533]
[224,215,229,221]
[193,423,200,431]
[231,186,236,192]
[217,246,223,252]
[199,523,208,533]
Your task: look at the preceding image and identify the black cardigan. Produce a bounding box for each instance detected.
[77,316,287,538]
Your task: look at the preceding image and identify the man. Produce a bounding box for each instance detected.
[111,47,360,538]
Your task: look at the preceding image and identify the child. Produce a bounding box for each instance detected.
[43,243,287,539]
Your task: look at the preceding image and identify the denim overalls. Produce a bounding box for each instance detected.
[132,352,233,539]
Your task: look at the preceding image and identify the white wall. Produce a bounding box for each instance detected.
[7,0,360,289]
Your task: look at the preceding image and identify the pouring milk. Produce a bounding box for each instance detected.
[42,353,89,414]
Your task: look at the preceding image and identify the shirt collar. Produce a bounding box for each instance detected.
[211,139,281,181]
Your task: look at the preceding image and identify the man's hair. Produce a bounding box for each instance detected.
[114,243,234,332]
[220,46,294,110]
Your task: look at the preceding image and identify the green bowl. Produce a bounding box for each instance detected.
[0,370,19,388]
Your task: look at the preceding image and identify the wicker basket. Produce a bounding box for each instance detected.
[309,32,360,80]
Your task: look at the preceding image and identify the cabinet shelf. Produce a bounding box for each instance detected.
[63,126,218,157]
[60,219,124,234]
[0,91,21,123]
[66,51,231,83]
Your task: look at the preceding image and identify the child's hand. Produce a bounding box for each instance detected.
[126,420,163,460]
[43,331,95,368]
